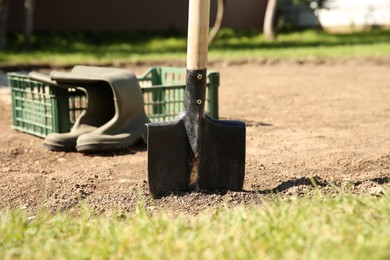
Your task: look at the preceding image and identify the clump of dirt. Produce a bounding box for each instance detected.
[0,61,389,215]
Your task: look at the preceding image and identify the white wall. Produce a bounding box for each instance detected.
[319,0,390,28]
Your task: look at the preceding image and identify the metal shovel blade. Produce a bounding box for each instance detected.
[147,115,194,196]
[198,115,246,191]
[147,111,245,197]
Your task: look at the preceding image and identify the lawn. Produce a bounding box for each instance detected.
[1,192,389,259]
[1,29,389,66]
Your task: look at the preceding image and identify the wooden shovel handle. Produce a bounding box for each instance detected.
[187,0,210,70]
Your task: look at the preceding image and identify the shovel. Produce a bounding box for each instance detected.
[147,0,246,197]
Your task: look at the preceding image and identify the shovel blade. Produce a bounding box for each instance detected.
[147,117,193,197]
[198,115,246,191]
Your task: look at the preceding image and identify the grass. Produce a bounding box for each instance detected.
[0,29,390,66]
[1,192,389,259]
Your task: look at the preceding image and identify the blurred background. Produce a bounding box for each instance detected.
[0,0,389,66]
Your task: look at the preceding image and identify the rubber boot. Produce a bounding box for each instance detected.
[44,83,115,151]
[29,71,115,151]
[51,66,150,153]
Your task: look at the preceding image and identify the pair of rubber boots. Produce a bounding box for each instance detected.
[29,65,149,153]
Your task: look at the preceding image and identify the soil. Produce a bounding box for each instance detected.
[0,59,389,215]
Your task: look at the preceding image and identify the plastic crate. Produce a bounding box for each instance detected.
[8,67,219,138]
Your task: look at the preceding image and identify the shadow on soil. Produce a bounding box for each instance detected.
[258,176,328,194]
[220,117,273,127]
[244,176,389,195]
[82,142,147,157]
[244,120,273,127]
[362,177,389,185]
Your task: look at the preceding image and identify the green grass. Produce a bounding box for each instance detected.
[1,192,389,259]
[1,29,390,66]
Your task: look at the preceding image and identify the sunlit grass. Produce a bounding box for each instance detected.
[1,192,389,259]
[0,29,389,66]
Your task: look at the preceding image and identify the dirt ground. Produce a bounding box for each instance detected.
[0,59,389,215]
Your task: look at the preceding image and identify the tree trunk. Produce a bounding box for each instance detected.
[208,0,224,45]
[314,9,324,31]
[23,0,35,49]
[0,0,9,50]
[263,0,278,41]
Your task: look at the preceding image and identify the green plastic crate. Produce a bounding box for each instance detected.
[8,67,219,138]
